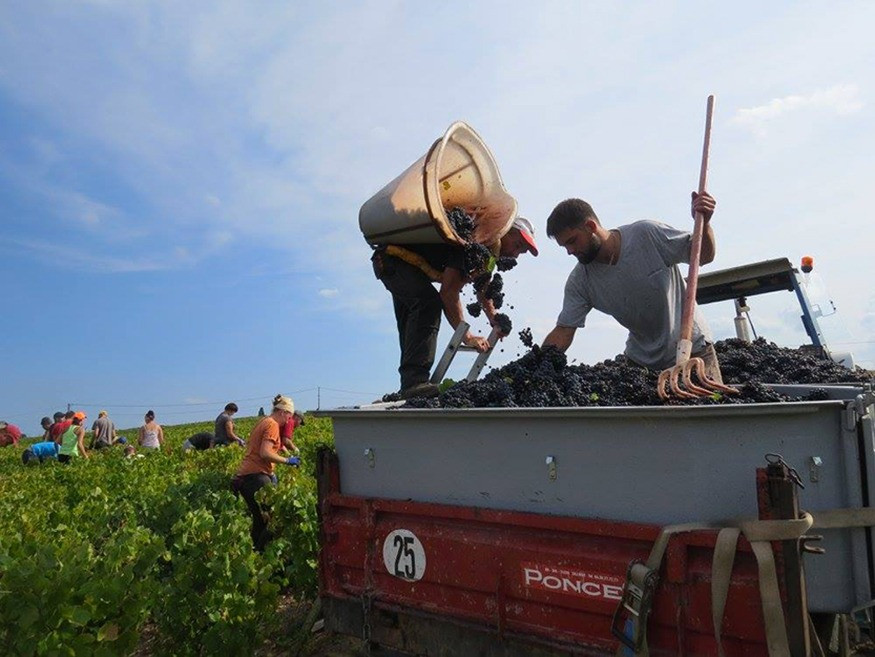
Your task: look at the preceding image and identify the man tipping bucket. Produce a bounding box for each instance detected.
[360,122,536,399]
[372,216,538,399]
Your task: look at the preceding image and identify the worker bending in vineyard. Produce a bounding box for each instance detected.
[58,411,90,462]
[280,411,304,454]
[542,192,725,382]
[22,440,60,464]
[49,411,69,444]
[372,217,538,399]
[231,395,300,552]
[90,410,117,449]
[0,421,22,447]
[214,402,245,447]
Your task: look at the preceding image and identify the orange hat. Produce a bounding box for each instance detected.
[73,411,86,421]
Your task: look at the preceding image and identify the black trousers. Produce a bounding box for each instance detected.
[231,473,274,552]
[376,255,442,390]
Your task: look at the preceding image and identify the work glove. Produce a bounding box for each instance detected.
[285,456,301,467]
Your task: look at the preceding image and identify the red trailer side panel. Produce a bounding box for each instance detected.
[318,450,773,656]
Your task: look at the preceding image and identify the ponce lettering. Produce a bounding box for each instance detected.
[523,567,623,601]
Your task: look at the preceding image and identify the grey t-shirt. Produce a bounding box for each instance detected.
[556,220,712,369]
[214,412,233,446]
[91,416,116,446]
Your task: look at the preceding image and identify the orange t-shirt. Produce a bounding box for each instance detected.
[237,417,281,476]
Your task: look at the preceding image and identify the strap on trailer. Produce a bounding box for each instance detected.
[613,508,875,657]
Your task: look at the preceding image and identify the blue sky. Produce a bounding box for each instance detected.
[2,1,873,435]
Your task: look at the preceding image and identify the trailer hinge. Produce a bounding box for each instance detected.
[853,389,875,419]
[844,391,874,431]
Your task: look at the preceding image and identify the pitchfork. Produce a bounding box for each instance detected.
[657,96,739,401]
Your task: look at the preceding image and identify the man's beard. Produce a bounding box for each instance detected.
[576,232,602,264]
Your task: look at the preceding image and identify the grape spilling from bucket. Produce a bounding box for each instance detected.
[447,207,516,331]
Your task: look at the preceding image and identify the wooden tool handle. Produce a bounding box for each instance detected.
[679,95,714,345]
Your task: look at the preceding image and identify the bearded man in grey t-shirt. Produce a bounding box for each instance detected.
[542,192,724,382]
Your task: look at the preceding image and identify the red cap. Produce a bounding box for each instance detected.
[512,217,539,256]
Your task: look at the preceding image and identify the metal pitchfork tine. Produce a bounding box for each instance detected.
[657,95,739,401]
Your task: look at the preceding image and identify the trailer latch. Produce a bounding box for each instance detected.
[611,560,659,654]
[809,456,823,483]
[545,455,557,481]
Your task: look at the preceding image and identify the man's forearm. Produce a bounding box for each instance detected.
[700,223,716,264]
[439,288,465,329]
[477,290,497,325]
[542,326,576,352]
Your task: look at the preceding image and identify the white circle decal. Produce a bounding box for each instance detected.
[382,529,426,581]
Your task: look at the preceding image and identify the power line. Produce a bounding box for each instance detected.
[319,387,383,396]
[4,385,388,424]
[69,388,319,408]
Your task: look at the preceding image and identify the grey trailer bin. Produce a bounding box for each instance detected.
[324,385,875,613]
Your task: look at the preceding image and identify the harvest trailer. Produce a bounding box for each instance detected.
[316,384,875,656]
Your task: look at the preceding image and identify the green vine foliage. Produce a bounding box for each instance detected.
[0,415,334,655]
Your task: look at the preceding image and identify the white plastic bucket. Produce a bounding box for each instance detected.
[359,122,517,247]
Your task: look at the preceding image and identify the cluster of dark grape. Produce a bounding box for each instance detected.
[400,339,855,408]
[443,207,521,347]
[484,274,504,309]
[519,327,534,348]
[493,313,512,335]
[445,207,491,277]
[473,273,490,293]
[496,256,518,272]
[462,243,491,278]
[715,338,873,384]
[446,207,475,241]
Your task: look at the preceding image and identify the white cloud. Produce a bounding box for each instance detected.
[9,238,175,273]
[731,84,863,136]
[319,288,339,298]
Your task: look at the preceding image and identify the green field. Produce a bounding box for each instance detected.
[0,415,344,656]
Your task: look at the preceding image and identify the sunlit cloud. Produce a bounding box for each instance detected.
[731,84,863,136]
[318,288,339,298]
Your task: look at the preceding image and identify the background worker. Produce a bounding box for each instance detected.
[214,402,245,447]
[373,217,538,399]
[39,416,53,441]
[0,421,22,447]
[542,192,724,381]
[231,394,300,551]
[22,440,60,464]
[58,411,89,462]
[49,411,68,444]
[138,410,164,450]
[90,410,117,449]
[182,431,215,451]
[280,411,304,453]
